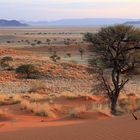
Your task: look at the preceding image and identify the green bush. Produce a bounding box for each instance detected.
[16,64,37,79]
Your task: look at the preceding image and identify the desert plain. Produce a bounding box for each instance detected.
[0,26,140,140]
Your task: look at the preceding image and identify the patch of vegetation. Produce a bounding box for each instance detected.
[16,64,38,79]
[0,56,13,70]
[50,52,61,62]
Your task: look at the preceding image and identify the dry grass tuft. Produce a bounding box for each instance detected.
[30,80,47,92]
[69,106,86,118]
[10,94,22,104]
[29,93,47,102]
[118,96,140,113]
[20,100,55,117]
[61,92,79,99]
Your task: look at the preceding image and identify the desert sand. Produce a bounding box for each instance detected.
[0,112,139,140]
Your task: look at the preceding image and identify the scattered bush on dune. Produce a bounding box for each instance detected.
[16,64,38,79]
[50,53,61,62]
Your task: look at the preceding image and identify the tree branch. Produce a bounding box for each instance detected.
[101,74,113,100]
[119,79,129,91]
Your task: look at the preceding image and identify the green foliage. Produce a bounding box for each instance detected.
[85,25,140,71]
[16,64,37,79]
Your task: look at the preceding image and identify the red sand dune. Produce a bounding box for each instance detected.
[0,112,139,140]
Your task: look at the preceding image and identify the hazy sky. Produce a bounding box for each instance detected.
[0,0,139,21]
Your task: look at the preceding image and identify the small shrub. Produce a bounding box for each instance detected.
[50,53,61,62]
[7,41,11,43]
[16,64,37,79]
[69,106,86,118]
[66,53,71,58]
[30,81,47,92]
[29,93,47,102]
[0,56,13,70]
[118,97,138,113]
[36,40,42,44]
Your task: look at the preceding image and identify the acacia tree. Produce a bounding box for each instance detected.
[84,25,140,115]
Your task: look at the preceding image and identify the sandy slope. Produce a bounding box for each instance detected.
[0,112,139,140]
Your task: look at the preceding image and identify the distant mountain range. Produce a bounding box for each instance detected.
[125,21,140,25]
[0,19,28,26]
[0,18,140,27]
[24,18,140,26]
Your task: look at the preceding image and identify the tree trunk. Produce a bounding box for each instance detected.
[111,96,118,115]
[111,68,120,115]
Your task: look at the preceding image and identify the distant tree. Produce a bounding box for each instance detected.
[6,41,11,43]
[36,40,42,44]
[25,40,30,44]
[16,64,37,79]
[78,48,85,60]
[84,25,140,115]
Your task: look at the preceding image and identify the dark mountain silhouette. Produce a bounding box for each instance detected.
[0,19,28,26]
